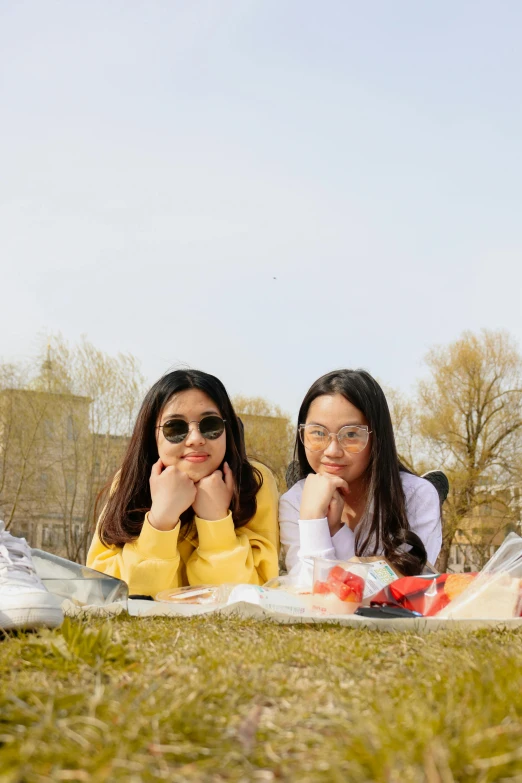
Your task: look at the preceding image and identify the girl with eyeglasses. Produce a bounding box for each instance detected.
[87,370,279,596]
[279,369,442,581]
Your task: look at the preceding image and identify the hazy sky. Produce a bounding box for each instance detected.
[1,0,521,416]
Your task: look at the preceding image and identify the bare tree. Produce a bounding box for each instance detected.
[384,386,427,474]
[41,335,146,562]
[0,336,145,562]
[417,329,522,571]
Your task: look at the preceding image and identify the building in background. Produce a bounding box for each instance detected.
[449,481,522,572]
[0,374,129,562]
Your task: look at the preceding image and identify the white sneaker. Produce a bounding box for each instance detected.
[0,521,64,631]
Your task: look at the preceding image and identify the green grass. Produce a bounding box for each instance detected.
[1,617,522,782]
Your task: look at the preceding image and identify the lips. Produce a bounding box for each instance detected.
[183,453,209,463]
[321,463,346,473]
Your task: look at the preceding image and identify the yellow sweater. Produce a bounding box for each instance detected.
[86,461,279,596]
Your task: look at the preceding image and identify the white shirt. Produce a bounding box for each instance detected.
[279,471,442,583]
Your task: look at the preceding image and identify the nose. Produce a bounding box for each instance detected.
[323,434,344,458]
[185,422,206,447]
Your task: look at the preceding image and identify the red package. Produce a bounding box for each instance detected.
[371,575,450,616]
[371,573,479,616]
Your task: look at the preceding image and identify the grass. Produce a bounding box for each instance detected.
[1,616,522,782]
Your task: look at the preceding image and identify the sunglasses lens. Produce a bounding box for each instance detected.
[162,419,189,443]
[199,415,225,440]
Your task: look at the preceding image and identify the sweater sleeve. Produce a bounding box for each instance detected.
[86,513,183,597]
[185,462,280,586]
[279,482,335,585]
[405,479,443,566]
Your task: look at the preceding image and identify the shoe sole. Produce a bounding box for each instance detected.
[0,592,64,631]
[0,605,64,631]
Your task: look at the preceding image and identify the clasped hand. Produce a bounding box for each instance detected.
[148,459,234,530]
[300,473,355,537]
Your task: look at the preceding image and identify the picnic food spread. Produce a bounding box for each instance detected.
[149,535,522,621]
[31,529,522,624]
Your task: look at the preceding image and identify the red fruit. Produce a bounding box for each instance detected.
[326,568,364,602]
[329,566,350,583]
[327,579,361,603]
[313,580,330,595]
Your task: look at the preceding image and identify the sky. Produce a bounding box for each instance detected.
[1,0,521,417]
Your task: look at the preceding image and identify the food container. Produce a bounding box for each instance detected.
[309,558,366,615]
[155,584,233,607]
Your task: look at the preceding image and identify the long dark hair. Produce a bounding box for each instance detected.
[99,369,263,547]
[295,369,427,576]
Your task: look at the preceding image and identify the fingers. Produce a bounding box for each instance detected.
[150,457,165,477]
[326,476,349,498]
[331,476,349,491]
[195,469,222,486]
[223,462,235,493]
[337,485,351,502]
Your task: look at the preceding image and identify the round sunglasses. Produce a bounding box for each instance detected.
[158,415,226,444]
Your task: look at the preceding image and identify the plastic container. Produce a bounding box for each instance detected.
[31,549,128,609]
[315,557,401,599]
[155,585,231,606]
[309,558,366,615]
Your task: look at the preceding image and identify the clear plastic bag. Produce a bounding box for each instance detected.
[370,574,468,616]
[437,533,522,620]
[31,548,128,609]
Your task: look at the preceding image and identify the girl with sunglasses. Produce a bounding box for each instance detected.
[87,370,279,596]
[279,369,442,582]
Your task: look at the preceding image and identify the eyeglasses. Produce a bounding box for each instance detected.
[157,415,226,444]
[299,423,372,454]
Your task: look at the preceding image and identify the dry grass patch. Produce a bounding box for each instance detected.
[1,617,522,782]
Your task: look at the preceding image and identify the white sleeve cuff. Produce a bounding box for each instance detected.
[298,517,335,559]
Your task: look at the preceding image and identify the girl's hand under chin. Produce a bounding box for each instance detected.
[192,462,235,521]
[149,458,197,530]
[326,488,345,537]
[300,473,354,536]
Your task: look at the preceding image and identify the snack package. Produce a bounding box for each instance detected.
[372,534,522,619]
[345,555,437,579]
[370,573,477,617]
[437,533,522,620]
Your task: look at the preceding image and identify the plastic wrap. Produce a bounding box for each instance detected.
[370,574,477,616]
[437,533,522,619]
[371,533,522,619]
[31,548,128,609]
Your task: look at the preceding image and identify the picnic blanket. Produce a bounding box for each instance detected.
[61,597,522,633]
